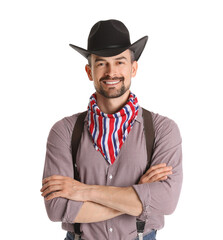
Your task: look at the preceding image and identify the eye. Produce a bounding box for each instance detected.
[97,62,104,67]
[118,61,124,65]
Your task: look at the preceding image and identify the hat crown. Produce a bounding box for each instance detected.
[88,19,131,51]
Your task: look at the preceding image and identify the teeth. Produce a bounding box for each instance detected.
[105,81,120,85]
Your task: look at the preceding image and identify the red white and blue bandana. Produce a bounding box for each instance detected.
[87,92,139,164]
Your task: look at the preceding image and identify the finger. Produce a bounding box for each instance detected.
[148,163,166,172]
[42,175,66,184]
[149,171,172,182]
[144,166,172,179]
[41,179,65,192]
[157,176,168,181]
[41,184,63,197]
[45,191,64,201]
[141,170,172,184]
[144,163,168,175]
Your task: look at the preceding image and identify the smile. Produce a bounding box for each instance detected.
[103,80,121,85]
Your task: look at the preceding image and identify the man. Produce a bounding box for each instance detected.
[41,19,182,240]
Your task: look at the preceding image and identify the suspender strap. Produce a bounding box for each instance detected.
[71,110,87,236]
[142,108,155,171]
[136,108,155,238]
[71,111,88,181]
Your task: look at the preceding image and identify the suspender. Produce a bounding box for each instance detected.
[71,108,155,236]
[71,111,87,236]
[71,111,88,182]
[142,108,155,173]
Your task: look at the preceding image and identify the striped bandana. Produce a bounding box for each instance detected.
[87,92,139,164]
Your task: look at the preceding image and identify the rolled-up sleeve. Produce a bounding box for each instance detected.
[42,118,84,223]
[132,117,183,220]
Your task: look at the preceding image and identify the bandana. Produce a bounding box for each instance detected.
[87,92,139,164]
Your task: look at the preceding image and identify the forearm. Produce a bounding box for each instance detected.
[41,176,142,221]
[86,185,143,217]
[42,163,173,222]
[74,201,123,223]
[76,163,174,222]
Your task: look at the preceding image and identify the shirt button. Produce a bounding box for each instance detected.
[109,227,113,232]
[109,174,113,180]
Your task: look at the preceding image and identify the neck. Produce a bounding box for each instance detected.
[96,90,130,114]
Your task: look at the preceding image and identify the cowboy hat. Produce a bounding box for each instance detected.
[69,19,148,61]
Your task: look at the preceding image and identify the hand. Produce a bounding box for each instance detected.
[138,163,172,184]
[40,175,90,201]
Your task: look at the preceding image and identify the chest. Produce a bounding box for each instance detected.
[76,122,148,186]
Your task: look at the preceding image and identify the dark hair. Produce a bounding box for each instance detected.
[87,50,135,67]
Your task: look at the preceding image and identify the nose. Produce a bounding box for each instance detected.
[105,63,117,77]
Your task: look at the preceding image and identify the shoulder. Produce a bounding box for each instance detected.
[150,111,182,146]
[47,112,84,146]
[151,111,180,135]
[51,113,80,134]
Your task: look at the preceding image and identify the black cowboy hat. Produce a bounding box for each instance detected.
[69,19,148,61]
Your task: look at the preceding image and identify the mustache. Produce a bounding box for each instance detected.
[100,76,124,82]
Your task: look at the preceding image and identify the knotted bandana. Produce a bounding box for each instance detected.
[87,92,139,164]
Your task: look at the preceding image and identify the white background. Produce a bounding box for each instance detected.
[0,0,223,239]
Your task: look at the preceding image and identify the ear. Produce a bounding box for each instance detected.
[131,61,138,77]
[85,64,93,81]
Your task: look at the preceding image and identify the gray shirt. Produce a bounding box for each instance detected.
[42,107,183,240]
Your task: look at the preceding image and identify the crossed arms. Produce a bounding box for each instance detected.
[41,163,172,223]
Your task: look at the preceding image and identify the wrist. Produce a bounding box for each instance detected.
[86,185,98,202]
[82,184,98,202]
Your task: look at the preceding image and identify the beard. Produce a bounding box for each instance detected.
[95,76,131,99]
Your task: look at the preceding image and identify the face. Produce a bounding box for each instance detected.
[85,50,138,99]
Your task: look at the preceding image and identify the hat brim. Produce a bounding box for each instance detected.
[69,36,148,61]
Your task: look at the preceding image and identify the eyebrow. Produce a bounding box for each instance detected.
[94,58,106,63]
[114,56,127,61]
[94,56,128,63]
